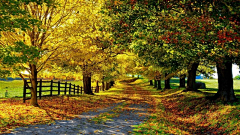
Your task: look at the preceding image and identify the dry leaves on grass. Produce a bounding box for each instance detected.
[0,95,120,133]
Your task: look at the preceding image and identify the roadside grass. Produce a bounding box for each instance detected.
[132,78,240,135]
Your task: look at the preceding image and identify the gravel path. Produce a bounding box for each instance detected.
[4,102,150,135]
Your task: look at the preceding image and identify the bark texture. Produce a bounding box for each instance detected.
[29,64,39,107]
[83,73,93,95]
[186,62,199,91]
[102,81,105,91]
[214,61,237,102]
[157,80,162,90]
[154,79,157,88]
[180,75,186,88]
[149,80,153,85]
[164,73,171,89]
[95,81,99,93]
[106,82,110,90]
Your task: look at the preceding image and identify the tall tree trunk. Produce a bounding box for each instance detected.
[186,62,199,91]
[157,80,162,90]
[164,73,171,89]
[138,75,140,78]
[102,81,105,91]
[149,80,153,85]
[106,82,110,90]
[214,61,237,102]
[180,75,186,88]
[83,73,93,95]
[154,79,157,88]
[95,81,99,93]
[29,64,39,107]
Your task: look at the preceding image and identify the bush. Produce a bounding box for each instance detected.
[209,76,214,79]
[234,75,240,80]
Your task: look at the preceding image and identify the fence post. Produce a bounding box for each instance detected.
[69,83,71,95]
[23,80,27,103]
[73,84,76,95]
[81,86,83,94]
[50,80,53,96]
[58,81,60,95]
[77,85,79,94]
[39,79,42,99]
[64,82,67,95]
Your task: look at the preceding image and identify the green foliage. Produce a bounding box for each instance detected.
[102,0,240,74]
[0,41,41,65]
[234,75,240,80]
[0,0,53,32]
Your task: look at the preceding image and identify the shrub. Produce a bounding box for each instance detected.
[234,75,240,80]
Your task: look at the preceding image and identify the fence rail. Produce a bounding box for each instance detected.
[23,79,97,103]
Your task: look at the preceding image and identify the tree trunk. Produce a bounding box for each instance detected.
[29,64,39,107]
[149,80,153,85]
[83,73,93,95]
[95,81,99,93]
[157,80,162,90]
[179,75,186,88]
[106,82,110,90]
[214,61,237,102]
[154,79,157,88]
[132,74,134,78]
[102,81,105,91]
[186,62,199,91]
[138,75,140,78]
[164,73,171,89]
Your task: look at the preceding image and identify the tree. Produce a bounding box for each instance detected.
[0,0,85,106]
[103,0,240,102]
[53,0,117,94]
[158,0,240,101]
[0,0,52,78]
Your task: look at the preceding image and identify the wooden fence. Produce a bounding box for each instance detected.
[23,79,97,103]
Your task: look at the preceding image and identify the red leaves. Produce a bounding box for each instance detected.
[217,30,238,43]
[130,0,137,5]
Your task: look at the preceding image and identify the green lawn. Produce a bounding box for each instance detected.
[146,78,240,95]
[1,78,240,98]
[0,80,96,98]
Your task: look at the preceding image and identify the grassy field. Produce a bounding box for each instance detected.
[163,78,240,95]
[0,80,99,98]
[1,78,240,98]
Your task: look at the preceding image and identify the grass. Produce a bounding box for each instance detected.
[0,80,99,98]
[0,80,23,98]
[148,78,240,95]
[132,78,240,135]
[2,78,240,98]
[0,80,125,134]
[1,77,240,134]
